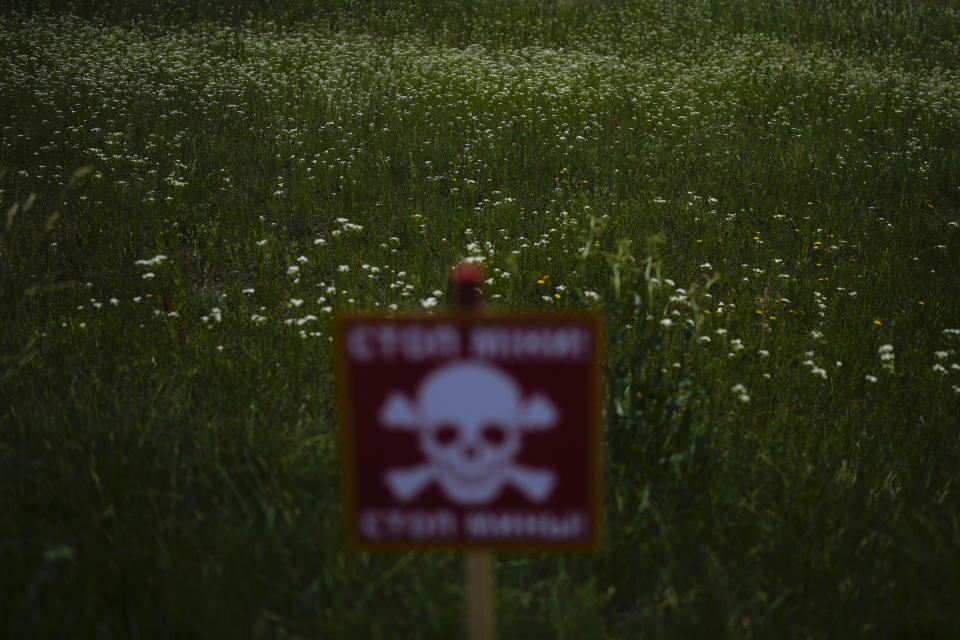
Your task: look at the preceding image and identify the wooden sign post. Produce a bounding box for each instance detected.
[335,262,602,640]
[449,263,495,640]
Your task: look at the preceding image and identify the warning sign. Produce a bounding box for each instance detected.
[334,313,602,551]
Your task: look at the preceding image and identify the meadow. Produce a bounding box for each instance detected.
[2,0,960,637]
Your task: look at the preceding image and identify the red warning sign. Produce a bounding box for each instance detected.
[334,313,602,551]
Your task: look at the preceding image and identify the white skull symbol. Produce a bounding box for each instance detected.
[380,360,558,505]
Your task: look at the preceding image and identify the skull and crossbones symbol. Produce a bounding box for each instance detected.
[379,360,558,505]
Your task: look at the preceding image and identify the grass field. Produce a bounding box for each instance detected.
[2,0,960,637]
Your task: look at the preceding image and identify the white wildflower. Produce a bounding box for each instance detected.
[134,254,167,266]
[731,383,750,402]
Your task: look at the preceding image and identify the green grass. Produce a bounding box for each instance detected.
[2,1,960,637]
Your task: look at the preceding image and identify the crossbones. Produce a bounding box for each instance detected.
[379,360,558,505]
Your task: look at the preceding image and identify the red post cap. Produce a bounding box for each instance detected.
[448,262,485,310]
